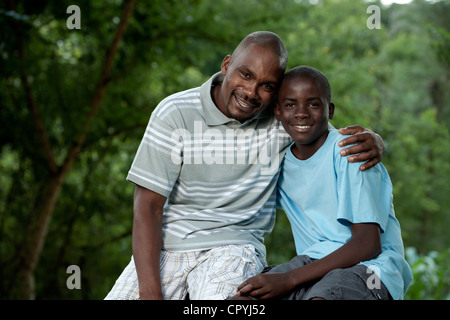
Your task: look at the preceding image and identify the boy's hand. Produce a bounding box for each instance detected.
[237,272,294,300]
[338,125,385,171]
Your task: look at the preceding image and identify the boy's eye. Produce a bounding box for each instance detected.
[285,103,294,108]
[308,103,320,108]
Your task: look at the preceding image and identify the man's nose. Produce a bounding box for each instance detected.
[244,82,259,101]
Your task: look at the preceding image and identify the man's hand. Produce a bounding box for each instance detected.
[237,272,295,300]
[338,125,385,171]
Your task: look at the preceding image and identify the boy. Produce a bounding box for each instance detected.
[235,66,412,300]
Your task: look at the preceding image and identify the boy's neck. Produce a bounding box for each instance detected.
[291,129,330,160]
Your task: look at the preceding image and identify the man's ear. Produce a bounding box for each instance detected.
[274,102,281,121]
[221,55,232,75]
[329,101,335,119]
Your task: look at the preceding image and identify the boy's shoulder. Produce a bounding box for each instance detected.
[328,129,351,153]
[328,129,367,168]
[329,129,390,180]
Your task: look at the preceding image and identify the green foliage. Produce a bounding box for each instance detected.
[0,0,448,299]
[265,210,297,266]
[405,247,450,300]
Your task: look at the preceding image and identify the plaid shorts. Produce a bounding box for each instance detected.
[104,245,265,300]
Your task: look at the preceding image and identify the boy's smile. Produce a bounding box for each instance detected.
[275,76,334,160]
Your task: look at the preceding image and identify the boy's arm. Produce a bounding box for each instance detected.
[132,185,167,300]
[338,125,385,171]
[237,223,381,300]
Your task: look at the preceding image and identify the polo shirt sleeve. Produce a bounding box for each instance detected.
[334,145,392,233]
[126,112,183,198]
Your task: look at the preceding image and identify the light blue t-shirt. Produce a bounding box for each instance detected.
[277,129,413,300]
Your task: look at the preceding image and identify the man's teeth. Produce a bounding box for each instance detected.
[238,100,250,108]
[236,96,251,108]
[296,125,311,129]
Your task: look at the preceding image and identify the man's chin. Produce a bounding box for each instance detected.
[226,105,260,123]
[229,111,254,123]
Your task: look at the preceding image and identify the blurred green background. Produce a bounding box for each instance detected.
[0,0,448,300]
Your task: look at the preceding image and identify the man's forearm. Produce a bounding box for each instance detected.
[132,186,166,300]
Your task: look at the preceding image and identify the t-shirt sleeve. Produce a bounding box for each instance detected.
[126,111,183,198]
[335,143,392,233]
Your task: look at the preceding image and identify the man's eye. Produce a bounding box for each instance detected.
[241,71,250,78]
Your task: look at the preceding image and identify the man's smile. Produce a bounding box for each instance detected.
[234,94,259,110]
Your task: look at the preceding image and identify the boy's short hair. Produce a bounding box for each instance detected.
[282,66,331,102]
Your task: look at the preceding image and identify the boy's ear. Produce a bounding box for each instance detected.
[329,101,335,120]
[221,55,232,75]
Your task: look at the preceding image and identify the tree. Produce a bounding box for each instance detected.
[1,0,136,299]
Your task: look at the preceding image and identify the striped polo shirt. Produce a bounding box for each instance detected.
[127,73,292,256]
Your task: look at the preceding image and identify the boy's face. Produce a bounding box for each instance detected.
[275,76,334,155]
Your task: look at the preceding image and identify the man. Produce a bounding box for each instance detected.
[105,31,384,300]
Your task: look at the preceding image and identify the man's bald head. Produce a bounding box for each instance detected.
[231,31,288,70]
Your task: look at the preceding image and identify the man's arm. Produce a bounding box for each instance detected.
[338,125,385,171]
[132,185,167,300]
[236,223,381,299]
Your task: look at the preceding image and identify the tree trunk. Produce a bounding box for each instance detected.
[18,172,65,299]
[15,0,136,299]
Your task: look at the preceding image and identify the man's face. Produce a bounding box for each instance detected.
[214,44,285,123]
[275,76,334,156]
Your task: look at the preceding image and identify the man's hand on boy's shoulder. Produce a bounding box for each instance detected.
[338,125,385,171]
